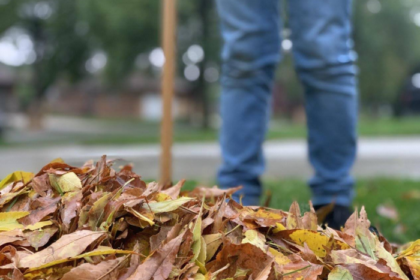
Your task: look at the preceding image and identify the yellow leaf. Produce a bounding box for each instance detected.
[286,202,302,229]
[192,196,205,265]
[126,208,155,226]
[398,239,420,259]
[244,208,284,227]
[155,192,172,202]
[204,233,222,262]
[0,212,53,232]
[288,230,330,257]
[268,247,290,265]
[145,196,194,213]
[374,234,409,279]
[192,215,203,262]
[0,188,29,207]
[58,172,82,193]
[242,229,266,251]
[328,266,353,280]
[234,268,250,277]
[197,236,207,271]
[198,236,206,263]
[0,211,29,231]
[194,273,206,280]
[399,255,420,278]
[50,158,64,163]
[355,227,377,260]
[25,221,53,231]
[0,171,33,190]
[273,222,286,233]
[88,192,113,230]
[398,241,420,279]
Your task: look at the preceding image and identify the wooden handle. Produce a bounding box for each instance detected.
[160,0,177,185]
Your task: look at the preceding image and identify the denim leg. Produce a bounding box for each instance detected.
[216,0,281,206]
[288,0,358,207]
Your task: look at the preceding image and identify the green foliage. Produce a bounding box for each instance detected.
[79,0,160,84]
[1,0,420,112]
[1,0,91,102]
[354,0,420,111]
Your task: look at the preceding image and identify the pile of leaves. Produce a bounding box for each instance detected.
[1,156,420,280]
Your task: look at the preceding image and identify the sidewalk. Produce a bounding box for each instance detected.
[1,137,419,181]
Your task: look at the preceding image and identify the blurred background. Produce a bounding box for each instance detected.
[1,0,420,242]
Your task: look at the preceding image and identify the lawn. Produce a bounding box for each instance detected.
[182,178,420,244]
[3,115,420,147]
[82,115,420,145]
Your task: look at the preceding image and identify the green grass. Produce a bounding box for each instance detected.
[3,115,420,147]
[358,116,420,136]
[81,115,420,145]
[267,116,420,140]
[182,178,420,244]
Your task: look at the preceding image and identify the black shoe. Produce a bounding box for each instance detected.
[314,204,352,230]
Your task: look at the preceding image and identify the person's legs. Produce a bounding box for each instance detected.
[216,0,281,205]
[288,0,358,207]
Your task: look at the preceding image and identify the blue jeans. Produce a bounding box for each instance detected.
[216,0,358,206]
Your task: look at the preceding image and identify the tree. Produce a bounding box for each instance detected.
[177,0,221,128]
[79,0,160,85]
[1,0,90,128]
[353,0,420,115]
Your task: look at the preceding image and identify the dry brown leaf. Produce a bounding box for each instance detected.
[17,230,105,268]
[127,230,186,280]
[18,197,60,226]
[0,156,417,280]
[61,256,126,280]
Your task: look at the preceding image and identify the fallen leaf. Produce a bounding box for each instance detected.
[0,230,25,246]
[144,196,194,213]
[0,211,29,231]
[402,190,420,200]
[24,226,58,250]
[17,197,60,226]
[88,192,113,230]
[127,231,186,280]
[0,171,33,191]
[254,261,274,280]
[0,156,418,280]
[328,266,353,279]
[17,230,105,268]
[189,186,242,199]
[204,233,222,262]
[61,191,82,230]
[397,239,420,279]
[49,172,82,194]
[242,229,266,251]
[208,242,272,279]
[61,256,127,280]
[24,246,135,273]
[275,229,349,258]
[162,179,185,199]
[377,204,399,221]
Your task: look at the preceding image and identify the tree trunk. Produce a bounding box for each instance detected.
[26,18,48,131]
[197,0,211,129]
[27,98,45,130]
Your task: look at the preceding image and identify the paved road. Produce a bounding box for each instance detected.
[1,137,420,182]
